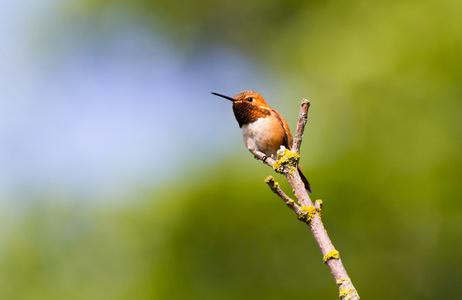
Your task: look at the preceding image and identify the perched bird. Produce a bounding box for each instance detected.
[212,90,312,193]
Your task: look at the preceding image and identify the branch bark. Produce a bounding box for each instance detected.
[255,99,360,300]
[291,99,310,153]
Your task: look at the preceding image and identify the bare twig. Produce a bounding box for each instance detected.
[264,176,301,215]
[256,100,360,300]
[292,99,310,153]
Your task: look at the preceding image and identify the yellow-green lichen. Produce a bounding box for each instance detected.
[337,278,358,299]
[339,287,353,299]
[273,148,300,173]
[323,249,340,263]
[336,277,350,286]
[287,166,297,175]
[297,205,317,222]
[264,176,275,183]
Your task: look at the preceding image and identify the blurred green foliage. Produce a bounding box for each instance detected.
[3,0,462,299]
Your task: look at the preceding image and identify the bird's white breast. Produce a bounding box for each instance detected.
[241,116,282,157]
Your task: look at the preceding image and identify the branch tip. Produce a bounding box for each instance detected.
[265,175,301,214]
[264,175,275,184]
[292,98,311,153]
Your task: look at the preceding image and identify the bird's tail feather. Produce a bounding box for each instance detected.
[297,165,312,193]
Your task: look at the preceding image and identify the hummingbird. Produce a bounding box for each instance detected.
[212,90,312,193]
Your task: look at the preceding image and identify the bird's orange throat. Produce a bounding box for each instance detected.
[232,102,271,128]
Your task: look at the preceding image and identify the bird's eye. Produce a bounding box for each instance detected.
[247,97,254,102]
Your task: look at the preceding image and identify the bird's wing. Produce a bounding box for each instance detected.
[271,109,293,149]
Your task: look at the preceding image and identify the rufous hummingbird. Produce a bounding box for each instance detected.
[212,90,312,193]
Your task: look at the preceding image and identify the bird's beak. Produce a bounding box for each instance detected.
[211,92,236,102]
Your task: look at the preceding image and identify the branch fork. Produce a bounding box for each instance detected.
[257,99,359,300]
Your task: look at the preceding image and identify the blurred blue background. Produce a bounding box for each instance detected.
[1,0,461,299]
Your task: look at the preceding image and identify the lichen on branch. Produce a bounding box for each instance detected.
[273,148,300,174]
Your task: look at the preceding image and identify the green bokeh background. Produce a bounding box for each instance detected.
[2,0,461,299]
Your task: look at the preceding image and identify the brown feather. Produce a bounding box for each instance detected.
[270,108,293,149]
[232,101,270,128]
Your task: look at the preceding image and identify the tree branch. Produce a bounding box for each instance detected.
[264,176,302,215]
[256,100,360,300]
[291,99,310,153]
